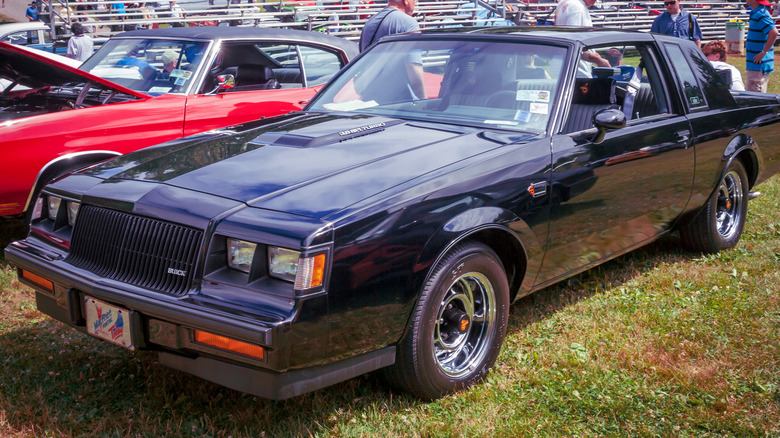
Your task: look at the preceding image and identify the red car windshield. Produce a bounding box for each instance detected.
[80,38,209,96]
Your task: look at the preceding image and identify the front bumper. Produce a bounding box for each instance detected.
[5,239,396,399]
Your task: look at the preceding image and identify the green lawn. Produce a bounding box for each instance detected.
[1,176,778,436]
[0,50,779,438]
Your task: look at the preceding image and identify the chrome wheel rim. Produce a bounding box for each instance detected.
[433,271,496,378]
[716,169,744,240]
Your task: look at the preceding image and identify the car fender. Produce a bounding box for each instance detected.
[24,150,122,214]
[721,134,760,190]
[415,206,544,304]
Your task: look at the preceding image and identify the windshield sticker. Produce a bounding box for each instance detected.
[149,86,172,94]
[169,69,187,78]
[514,110,531,123]
[323,100,379,111]
[174,77,187,86]
[516,90,550,103]
[529,103,548,114]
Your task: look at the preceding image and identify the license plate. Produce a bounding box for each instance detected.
[84,296,134,350]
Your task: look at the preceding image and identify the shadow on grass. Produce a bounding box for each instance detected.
[0,233,693,436]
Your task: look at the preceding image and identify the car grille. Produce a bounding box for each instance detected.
[66,205,203,297]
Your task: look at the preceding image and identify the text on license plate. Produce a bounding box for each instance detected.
[84,296,134,350]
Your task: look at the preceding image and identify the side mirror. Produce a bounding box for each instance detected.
[211,73,235,94]
[591,108,626,143]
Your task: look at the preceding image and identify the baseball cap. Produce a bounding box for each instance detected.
[757,0,771,5]
[161,50,178,66]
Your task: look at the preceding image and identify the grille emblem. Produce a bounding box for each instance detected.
[167,268,187,277]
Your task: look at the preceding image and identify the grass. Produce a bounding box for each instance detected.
[1,175,778,436]
[0,49,779,438]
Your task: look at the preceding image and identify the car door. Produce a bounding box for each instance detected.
[182,42,348,136]
[535,43,695,285]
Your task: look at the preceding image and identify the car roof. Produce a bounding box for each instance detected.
[390,26,658,47]
[0,21,49,37]
[115,27,358,57]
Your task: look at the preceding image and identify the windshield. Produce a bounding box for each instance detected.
[309,39,567,133]
[80,38,209,95]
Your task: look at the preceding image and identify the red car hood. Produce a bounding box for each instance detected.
[0,41,149,99]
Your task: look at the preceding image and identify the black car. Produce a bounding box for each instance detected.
[7,27,780,401]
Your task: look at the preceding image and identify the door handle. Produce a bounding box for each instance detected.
[676,130,691,143]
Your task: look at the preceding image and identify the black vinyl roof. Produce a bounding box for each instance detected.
[114,27,358,57]
[406,25,660,47]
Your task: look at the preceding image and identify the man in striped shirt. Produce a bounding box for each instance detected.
[745,0,779,92]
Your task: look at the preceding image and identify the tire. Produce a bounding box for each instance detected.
[680,159,748,253]
[384,240,510,400]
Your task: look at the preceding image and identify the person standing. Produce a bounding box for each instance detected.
[650,0,703,47]
[169,0,184,27]
[555,0,610,75]
[745,0,779,92]
[66,22,94,62]
[359,0,419,52]
[26,1,40,20]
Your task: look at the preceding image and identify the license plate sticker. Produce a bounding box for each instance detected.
[84,296,134,350]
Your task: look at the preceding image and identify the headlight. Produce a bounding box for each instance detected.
[268,247,299,282]
[67,201,80,227]
[47,196,62,221]
[269,246,326,289]
[227,238,257,273]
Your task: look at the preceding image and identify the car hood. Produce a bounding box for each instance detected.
[0,41,148,98]
[81,113,535,219]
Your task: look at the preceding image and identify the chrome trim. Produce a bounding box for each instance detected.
[23,150,121,213]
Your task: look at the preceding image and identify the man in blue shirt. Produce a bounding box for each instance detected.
[745,0,779,92]
[25,1,39,21]
[359,0,426,99]
[650,0,703,47]
[359,0,419,52]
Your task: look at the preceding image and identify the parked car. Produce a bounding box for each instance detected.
[0,27,357,227]
[0,21,62,53]
[6,27,779,401]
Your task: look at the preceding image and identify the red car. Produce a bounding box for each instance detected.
[0,27,357,226]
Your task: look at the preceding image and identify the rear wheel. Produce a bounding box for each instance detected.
[385,240,509,400]
[680,159,748,253]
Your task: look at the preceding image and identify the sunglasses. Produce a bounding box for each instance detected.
[664,1,677,5]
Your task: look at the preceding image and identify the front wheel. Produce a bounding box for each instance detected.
[680,159,749,253]
[384,240,509,400]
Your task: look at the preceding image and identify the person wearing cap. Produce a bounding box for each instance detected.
[66,22,94,62]
[161,50,179,74]
[26,1,40,21]
[745,0,779,92]
[703,40,745,91]
[650,0,703,47]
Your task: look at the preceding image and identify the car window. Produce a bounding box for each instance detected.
[256,43,303,88]
[3,30,39,45]
[664,43,707,111]
[310,39,567,134]
[562,43,672,133]
[298,45,344,87]
[81,38,209,95]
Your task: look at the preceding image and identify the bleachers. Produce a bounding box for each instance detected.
[35,0,753,44]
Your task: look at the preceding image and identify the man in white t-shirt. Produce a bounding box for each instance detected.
[555,0,610,76]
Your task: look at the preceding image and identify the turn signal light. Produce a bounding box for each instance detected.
[294,253,326,290]
[20,269,54,293]
[193,330,264,360]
